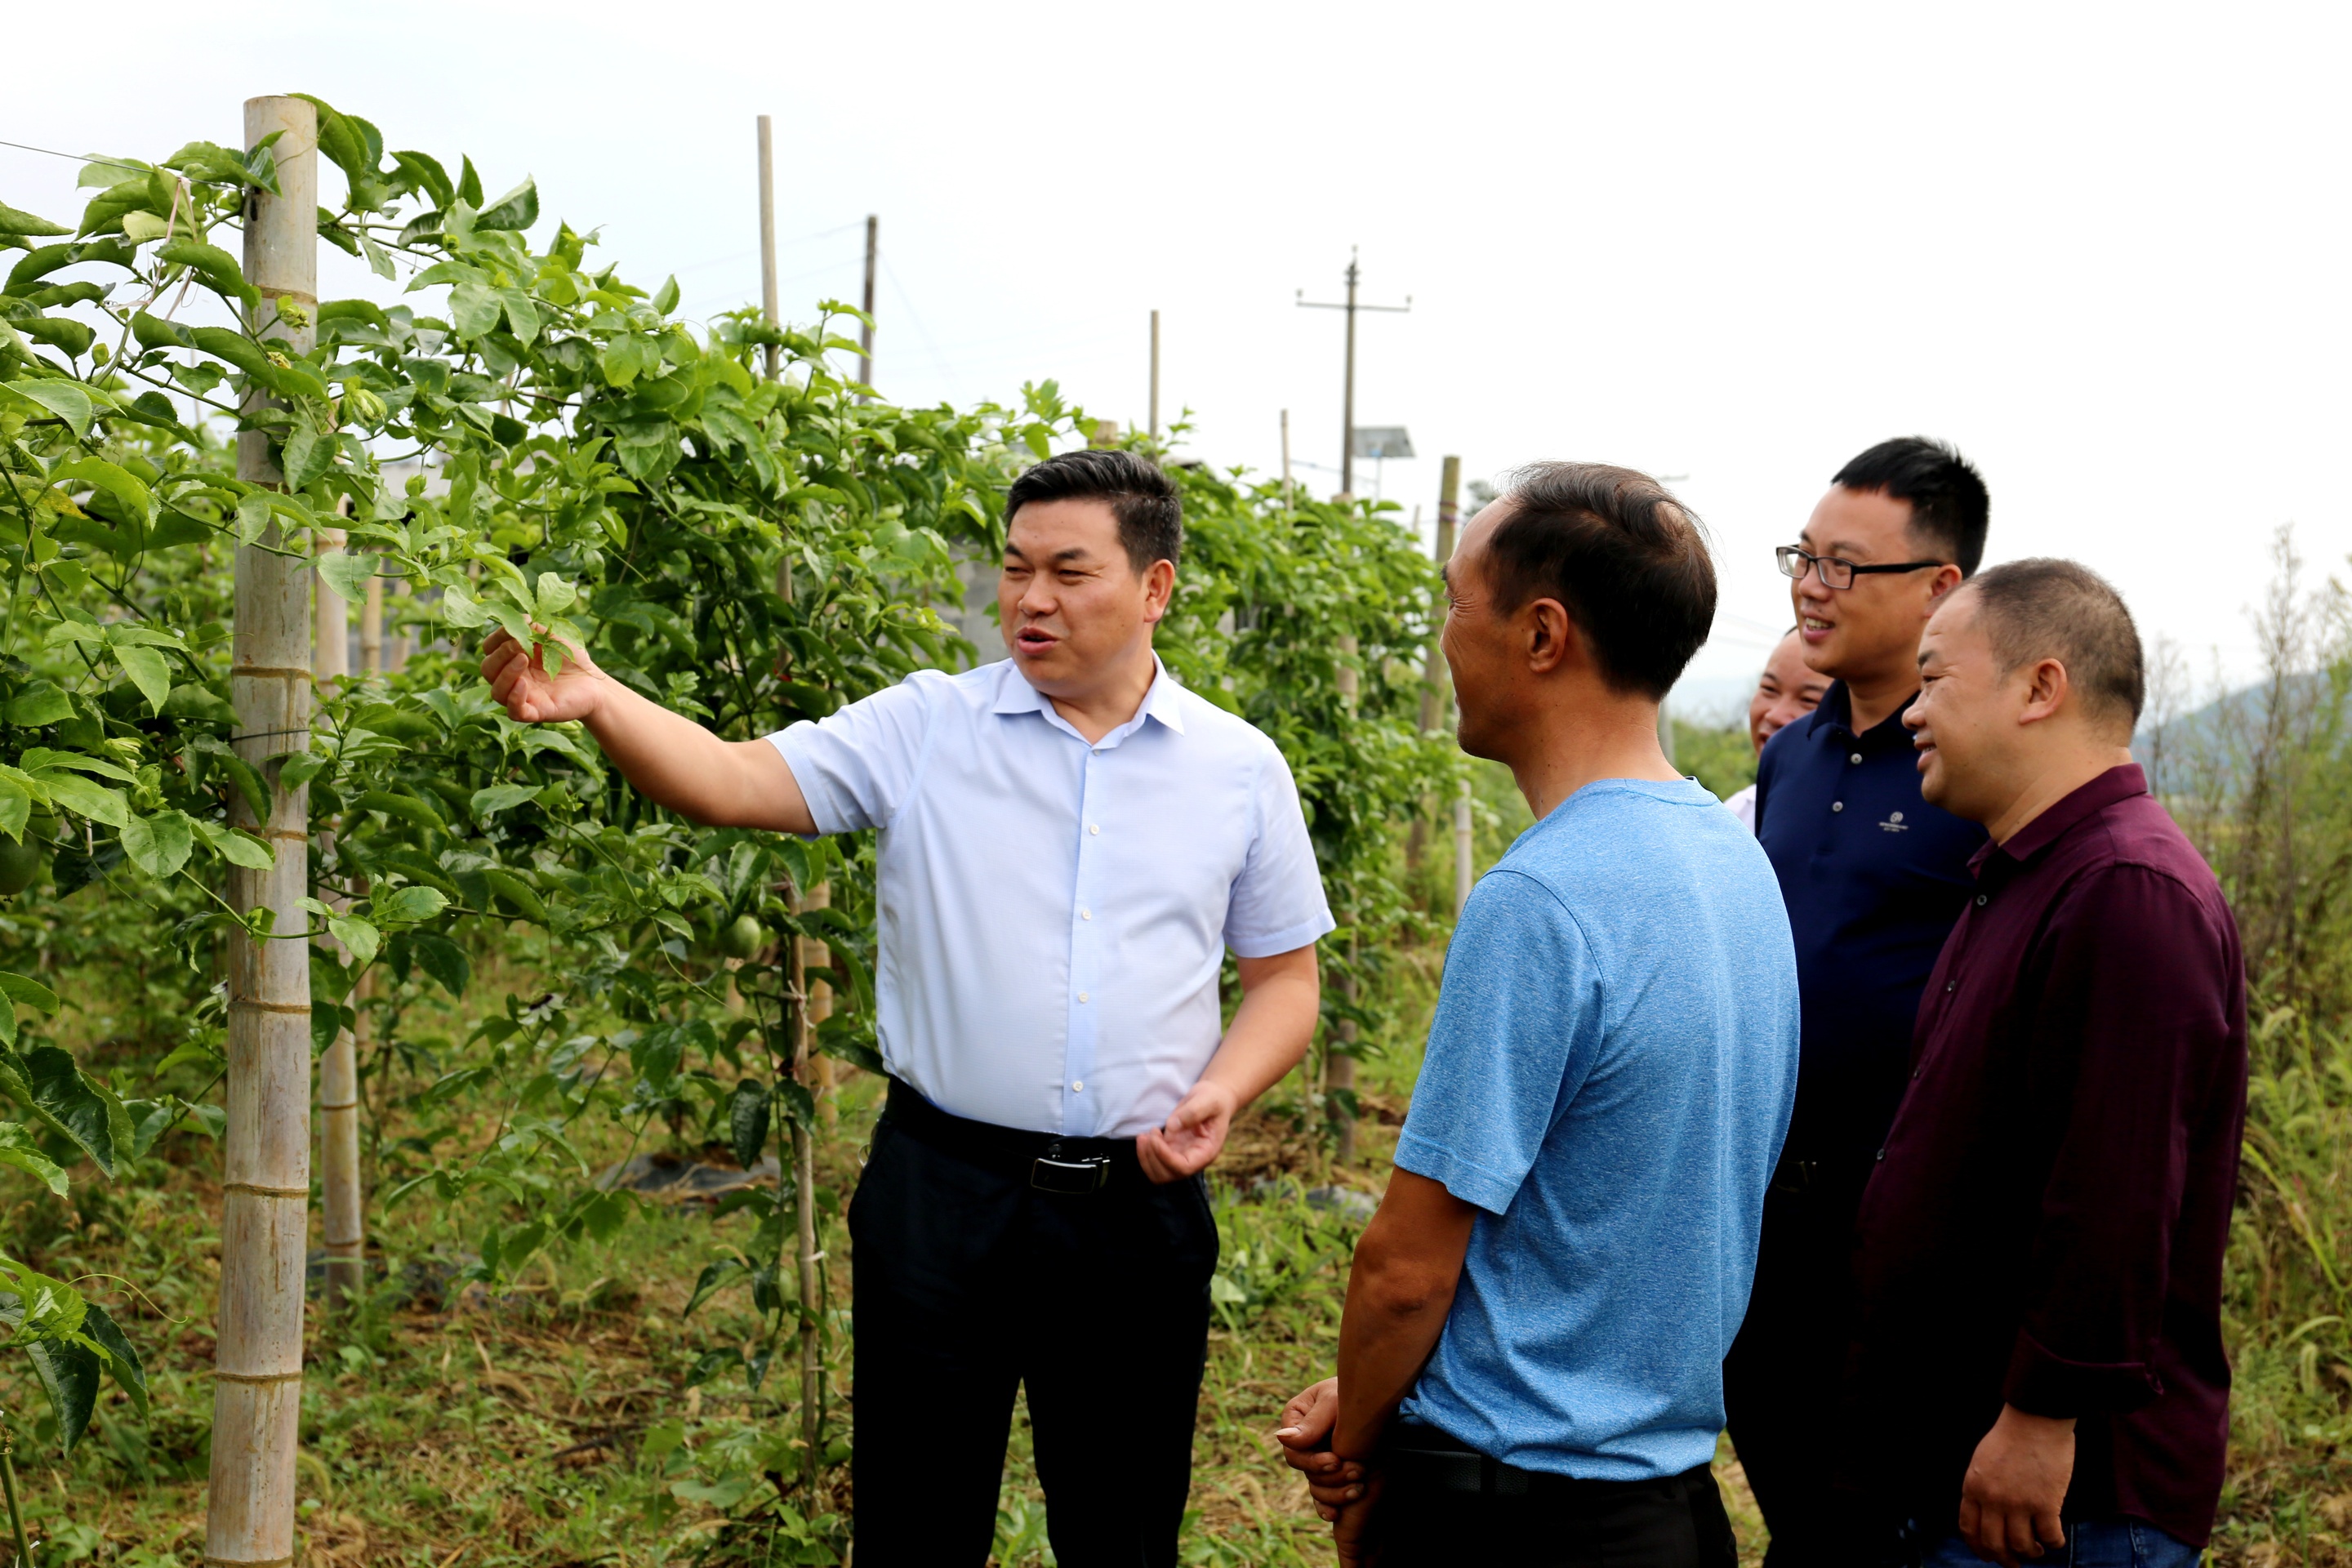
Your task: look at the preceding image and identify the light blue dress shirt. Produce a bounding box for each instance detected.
[768,657,1334,1138]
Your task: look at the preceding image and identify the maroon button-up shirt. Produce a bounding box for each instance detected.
[1849,764,2247,1547]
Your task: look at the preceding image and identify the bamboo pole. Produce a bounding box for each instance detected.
[209,92,316,1568]
[359,577,383,675]
[800,882,836,1121]
[1409,458,1461,868]
[757,116,780,384]
[1280,409,1293,513]
[1328,639,1361,1163]
[858,214,877,397]
[1148,309,1160,447]
[314,531,363,1309]
[1454,778,1474,919]
[787,891,822,1490]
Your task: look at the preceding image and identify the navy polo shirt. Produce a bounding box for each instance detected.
[1753,682,1984,1169]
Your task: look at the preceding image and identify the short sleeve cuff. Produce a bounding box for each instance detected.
[1394,1129,1521,1218]
[2001,1328,2161,1418]
[767,725,851,837]
[1225,911,1337,960]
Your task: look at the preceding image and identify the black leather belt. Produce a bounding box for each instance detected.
[882,1076,1137,1195]
[1383,1427,1711,1502]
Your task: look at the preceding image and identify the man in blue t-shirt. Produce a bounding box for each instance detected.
[1274,463,1800,1566]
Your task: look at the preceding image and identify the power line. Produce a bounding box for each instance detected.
[0,137,148,175]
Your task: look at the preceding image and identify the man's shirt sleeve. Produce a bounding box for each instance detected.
[1220,744,1337,957]
[2003,862,2243,1417]
[765,675,938,835]
[1394,870,1601,1216]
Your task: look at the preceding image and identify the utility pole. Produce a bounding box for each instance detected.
[1297,248,1409,498]
[1408,457,1461,870]
[858,213,877,396]
[757,116,780,382]
[209,92,314,1568]
[1148,309,1160,447]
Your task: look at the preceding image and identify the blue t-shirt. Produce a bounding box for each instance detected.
[1396,777,1801,1480]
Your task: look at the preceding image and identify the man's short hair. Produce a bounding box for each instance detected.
[1005,449,1182,572]
[1964,558,2145,735]
[1483,463,1717,701]
[1833,437,1990,576]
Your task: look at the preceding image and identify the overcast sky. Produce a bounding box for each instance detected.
[11,1,2346,715]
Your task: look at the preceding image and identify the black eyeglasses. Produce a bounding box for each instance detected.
[1775,545,1946,591]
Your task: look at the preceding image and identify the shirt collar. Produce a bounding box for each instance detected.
[991,654,1187,741]
[1806,679,1919,752]
[1969,763,2149,878]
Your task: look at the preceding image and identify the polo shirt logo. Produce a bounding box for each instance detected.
[1880,810,1909,833]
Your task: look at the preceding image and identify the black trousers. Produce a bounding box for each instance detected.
[1370,1425,1738,1568]
[1722,1170,1867,1568]
[848,1096,1219,1567]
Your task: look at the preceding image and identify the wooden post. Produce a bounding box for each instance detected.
[1454,777,1474,919]
[1148,309,1160,447]
[757,116,781,383]
[1089,420,1120,448]
[858,214,877,396]
[314,530,363,1310]
[209,92,315,1568]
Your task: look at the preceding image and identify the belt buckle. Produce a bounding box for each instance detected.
[1031,1147,1111,1195]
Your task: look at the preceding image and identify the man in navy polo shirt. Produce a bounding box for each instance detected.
[1722,437,1991,1566]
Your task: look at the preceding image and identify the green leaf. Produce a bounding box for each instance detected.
[78,1302,147,1417]
[120,810,194,877]
[474,176,538,233]
[373,884,448,924]
[470,784,541,820]
[189,817,274,870]
[49,457,155,528]
[113,643,172,715]
[457,156,485,208]
[684,1257,747,1317]
[408,932,469,999]
[0,1123,69,1196]
[5,379,96,439]
[497,287,540,345]
[0,973,61,1016]
[728,1079,770,1170]
[0,203,69,238]
[448,281,501,341]
[40,773,128,829]
[24,1335,99,1454]
[3,1044,128,1178]
[281,425,331,491]
[156,238,257,306]
[599,333,661,388]
[533,572,576,617]
[651,274,680,315]
[326,912,380,969]
[317,548,376,603]
[7,681,74,727]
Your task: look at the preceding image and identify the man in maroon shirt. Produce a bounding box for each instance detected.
[1849,559,2247,1568]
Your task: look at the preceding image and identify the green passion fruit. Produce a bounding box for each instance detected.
[718,914,768,960]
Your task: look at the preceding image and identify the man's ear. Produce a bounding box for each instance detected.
[1141,558,1177,623]
[2016,657,2071,726]
[1926,564,1966,608]
[1526,597,1577,676]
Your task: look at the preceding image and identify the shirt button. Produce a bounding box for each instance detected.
[1945,981,1957,992]
[1850,752,1863,764]
[1080,908,1093,920]
[1071,1080,1084,1091]
[1831,801,1845,813]
[1077,991,1089,1003]
[1976,894,1989,906]
[1088,823,1100,835]
[1875,1148,1886,1162]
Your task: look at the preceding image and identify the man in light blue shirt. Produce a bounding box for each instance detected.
[1275,463,1799,1566]
[483,449,1330,1566]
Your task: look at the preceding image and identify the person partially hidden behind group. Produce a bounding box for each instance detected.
[1722,626,1832,832]
[1844,559,2247,1568]
[1271,463,1800,1568]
